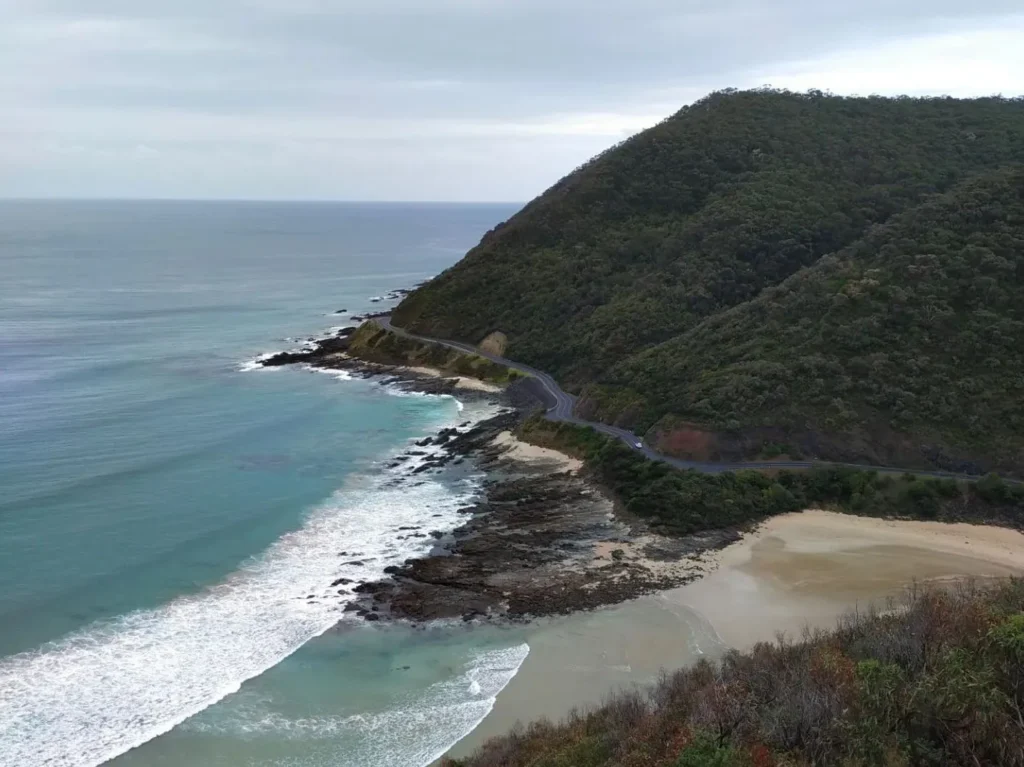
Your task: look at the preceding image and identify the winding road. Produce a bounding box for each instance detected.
[379,316,1005,483]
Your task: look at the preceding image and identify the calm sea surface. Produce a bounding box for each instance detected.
[0,200,533,766]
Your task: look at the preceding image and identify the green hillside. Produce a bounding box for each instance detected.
[393,89,1024,472]
[600,168,1024,472]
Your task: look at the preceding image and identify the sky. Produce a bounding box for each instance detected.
[2,1,1022,201]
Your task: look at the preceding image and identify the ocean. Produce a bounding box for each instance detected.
[0,200,532,767]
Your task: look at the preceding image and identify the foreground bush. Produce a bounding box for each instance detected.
[443,580,1024,767]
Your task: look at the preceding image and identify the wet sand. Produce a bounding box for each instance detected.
[448,510,1024,757]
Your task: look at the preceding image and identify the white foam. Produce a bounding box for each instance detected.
[0,469,483,767]
[307,365,354,381]
[183,644,530,767]
[238,352,279,372]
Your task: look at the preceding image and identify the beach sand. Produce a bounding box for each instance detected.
[400,365,504,393]
[490,430,583,473]
[448,509,1024,757]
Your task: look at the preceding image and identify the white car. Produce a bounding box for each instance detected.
[635,441,642,449]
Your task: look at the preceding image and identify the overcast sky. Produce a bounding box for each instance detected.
[3,1,1022,201]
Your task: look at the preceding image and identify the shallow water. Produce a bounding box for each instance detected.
[0,200,534,767]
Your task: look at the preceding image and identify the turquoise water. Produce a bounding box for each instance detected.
[0,200,530,766]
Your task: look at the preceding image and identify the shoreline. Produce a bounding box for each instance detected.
[278,337,1024,629]
[253,325,729,624]
[349,412,725,622]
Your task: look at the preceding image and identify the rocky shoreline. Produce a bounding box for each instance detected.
[259,327,740,624]
[350,404,740,623]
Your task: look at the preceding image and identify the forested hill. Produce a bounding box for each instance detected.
[393,90,1024,473]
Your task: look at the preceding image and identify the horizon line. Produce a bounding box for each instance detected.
[0,196,525,205]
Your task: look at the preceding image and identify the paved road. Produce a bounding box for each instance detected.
[379,316,1004,482]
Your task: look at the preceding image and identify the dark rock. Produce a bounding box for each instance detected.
[331,577,353,586]
[261,335,351,367]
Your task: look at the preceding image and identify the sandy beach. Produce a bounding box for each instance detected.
[400,365,505,393]
[449,508,1024,757]
[490,430,583,472]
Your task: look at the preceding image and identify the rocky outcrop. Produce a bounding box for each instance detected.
[260,326,736,624]
[343,407,734,623]
[261,327,355,367]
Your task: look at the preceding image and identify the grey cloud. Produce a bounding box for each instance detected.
[2,0,1022,199]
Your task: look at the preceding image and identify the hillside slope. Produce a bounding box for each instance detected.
[393,89,1024,472]
[598,168,1024,472]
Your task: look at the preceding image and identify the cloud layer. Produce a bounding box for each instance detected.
[3,1,1022,200]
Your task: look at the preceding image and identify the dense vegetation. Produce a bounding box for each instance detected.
[443,580,1024,767]
[393,90,1024,473]
[519,417,1024,535]
[602,168,1024,471]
